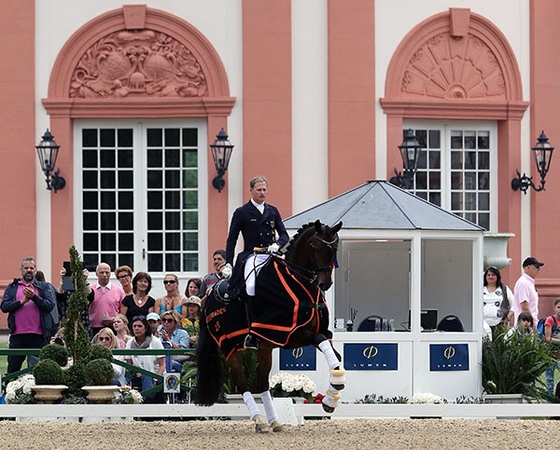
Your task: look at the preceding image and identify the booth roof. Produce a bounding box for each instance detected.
[284,180,484,231]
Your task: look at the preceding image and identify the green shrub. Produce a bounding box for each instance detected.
[39,343,69,367]
[33,359,64,385]
[84,358,114,385]
[64,362,86,396]
[89,343,113,362]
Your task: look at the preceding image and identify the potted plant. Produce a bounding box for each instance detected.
[32,359,68,403]
[482,327,554,402]
[83,358,119,403]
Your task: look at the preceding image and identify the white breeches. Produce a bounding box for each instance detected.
[244,253,271,296]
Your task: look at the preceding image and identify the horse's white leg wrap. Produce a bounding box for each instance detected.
[260,390,279,424]
[329,367,346,387]
[323,387,342,410]
[318,340,340,370]
[243,391,261,419]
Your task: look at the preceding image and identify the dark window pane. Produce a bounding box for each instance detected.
[166,233,181,250]
[166,253,181,271]
[84,254,98,270]
[428,151,440,169]
[148,233,163,250]
[82,129,98,147]
[101,212,116,230]
[83,171,97,189]
[465,193,477,210]
[464,131,476,149]
[478,173,490,190]
[183,211,198,230]
[148,212,163,230]
[465,152,476,170]
[118,171,134,189]
[452,192,462,210]
[147,191,163,209]
[428,192,440,206]
[165,170,180,188]
[100,150,115,168]
[147,128,162,147]
[119,212,134,230]
[100,171,115,189]
[465,212,477,223]
[183,149,198,168]
[165,149,180,167]
[83,150,97,168]
[428,130,440,148]
[428,172,441,189]
[183,128,197,146]
[415,129,427,149]
[118,192,133,210]
[451,172,463,190]
[83,233,98,251]
[479,213,490,230]
[119,233,134,251]
[451,152,462,169]
[464,172,476,190]
[101,254,117,270]
[479,193,490,210]
[166,212,181,230]
[416,150,427,170]
[183,170,198,188]
[147,170,163,188]
[450,131,463,149]
[478,132,490,149]
[148,254,162,272]
[118,149,133,168]
[117,129,133,147]
[101,233,116,251]
[83,192,98,209]
[147,149,162,168]
[183,191,198,209]
[83,213,98,230]
[165,128,180,147]
[183,232,198,251]
[478,152,489,169]
[415,172,427,190]
[165,191,180,209]
[118,254,134,270]
[183,254,198,272]
[100,129,115,147]
[100,192,116,209]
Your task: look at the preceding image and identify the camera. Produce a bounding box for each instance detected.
[54,336,64,346]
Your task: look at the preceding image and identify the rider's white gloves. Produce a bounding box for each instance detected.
[267,243,280,254]
[221,263,233,279]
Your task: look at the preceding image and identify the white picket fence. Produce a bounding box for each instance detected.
[1,402,560,422]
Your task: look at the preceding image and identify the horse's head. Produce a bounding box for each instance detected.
[285,220,342,291]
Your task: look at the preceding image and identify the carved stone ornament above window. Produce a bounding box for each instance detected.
[69,29,207,98]
[402,33,505,100]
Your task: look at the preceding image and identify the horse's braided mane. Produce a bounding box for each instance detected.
[283,221,321,254]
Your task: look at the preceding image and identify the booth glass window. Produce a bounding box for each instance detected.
[335,240,411,332]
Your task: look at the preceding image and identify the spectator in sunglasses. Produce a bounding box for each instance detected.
[154,274,185,318]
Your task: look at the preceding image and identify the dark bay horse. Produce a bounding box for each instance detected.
[196,220,345,432]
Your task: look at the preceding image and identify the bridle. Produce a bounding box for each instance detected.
[286,230,339,285]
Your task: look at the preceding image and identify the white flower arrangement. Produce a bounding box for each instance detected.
[5,374,36,404]
[269,372,316,401]
[111,386,143,404]
[408,392,446,404]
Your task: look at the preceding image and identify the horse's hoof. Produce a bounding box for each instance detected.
[330,383,346,391]
[254,414,267,433]
[270,420,284,432]
[322,401,335,414]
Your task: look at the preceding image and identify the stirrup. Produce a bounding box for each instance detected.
[244,334,259,350]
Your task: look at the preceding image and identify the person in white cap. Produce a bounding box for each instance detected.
[513,256,544,327]
[146,312,162,339]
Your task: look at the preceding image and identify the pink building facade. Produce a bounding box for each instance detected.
[0,0,559,330]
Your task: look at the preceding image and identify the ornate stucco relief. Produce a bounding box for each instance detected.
[69,29,207,98]
[402,33,505,100]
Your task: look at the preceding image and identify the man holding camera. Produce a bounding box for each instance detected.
[1,257,55,373]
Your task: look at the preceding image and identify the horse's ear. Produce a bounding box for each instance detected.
[331,221,343,233]
[314,219,322,232]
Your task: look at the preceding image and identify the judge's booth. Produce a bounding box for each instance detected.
[272,181,484,402]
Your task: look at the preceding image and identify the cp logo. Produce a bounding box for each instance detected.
[292,348,304,359]
[443,346,456,360]
[362,345,379,359]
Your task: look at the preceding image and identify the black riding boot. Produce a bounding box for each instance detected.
[243,295,259,350]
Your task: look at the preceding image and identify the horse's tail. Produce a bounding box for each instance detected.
[195,297,224,406]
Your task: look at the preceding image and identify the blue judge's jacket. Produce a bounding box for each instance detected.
[226,201,289,267]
